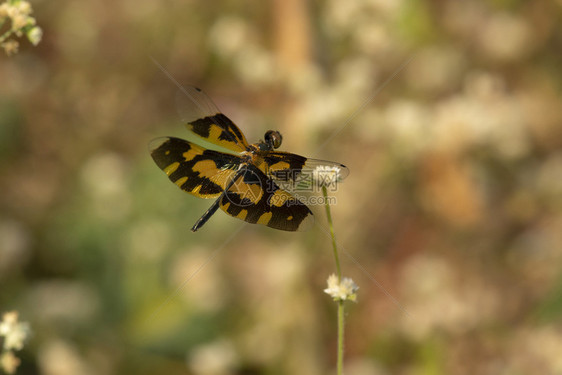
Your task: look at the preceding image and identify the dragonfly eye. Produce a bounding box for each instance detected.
[264,130,283,149]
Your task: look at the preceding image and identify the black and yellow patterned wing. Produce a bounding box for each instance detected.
[219,164,314,231]
[259,151,349,188]
[150,137,242,198]
[176,86,250,153]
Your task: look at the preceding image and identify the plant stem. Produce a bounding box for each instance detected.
[337,300,344,375]
[323,185,342,280]
[322,185,344,375]
[0,30,12,44]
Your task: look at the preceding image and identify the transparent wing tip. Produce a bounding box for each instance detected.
[148,137,170,153]
[337,164,350,181]
[296,213,315,231]
[175,85,220,123]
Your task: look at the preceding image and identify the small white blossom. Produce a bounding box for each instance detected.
[26,26,42,46]
[0,0,41,56]
[15,1,32,15]
[0,3,9,18]
[0,311,30,351]
[10,13,28,30]
[324,274,359,302]
[1,40,19,56]
[313,165,342,189]
[5,3,17,18]
[0,350,20,374]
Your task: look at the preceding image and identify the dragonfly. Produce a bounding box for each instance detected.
[150,86,349,232]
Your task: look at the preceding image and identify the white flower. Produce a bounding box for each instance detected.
[26,26,42,46]
[11,12,30,30]
[1,40,19,56]
[0,3,10,18]
[188,340,237,374]
[5,3,18,18]
[209,16,250,58]
[0,350,21,375]
[0,311,30,351]
[313,165,342,189]
[15,1,32,16]
[324,274,359,302]
[0,0,41,56]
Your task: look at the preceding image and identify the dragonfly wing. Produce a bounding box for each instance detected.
[150,137,242,198]
[260,151,349,190]
[175,86,249,152]
[219,164,314,231]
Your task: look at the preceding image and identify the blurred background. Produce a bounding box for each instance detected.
[1,0,562,374]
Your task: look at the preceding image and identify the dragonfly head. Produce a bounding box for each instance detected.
[263,130,283,150]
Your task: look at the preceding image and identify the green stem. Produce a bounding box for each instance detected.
[0,29,13,44]
[323,185,341,280]
[337,300,344,375]
[322,185,344,375]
